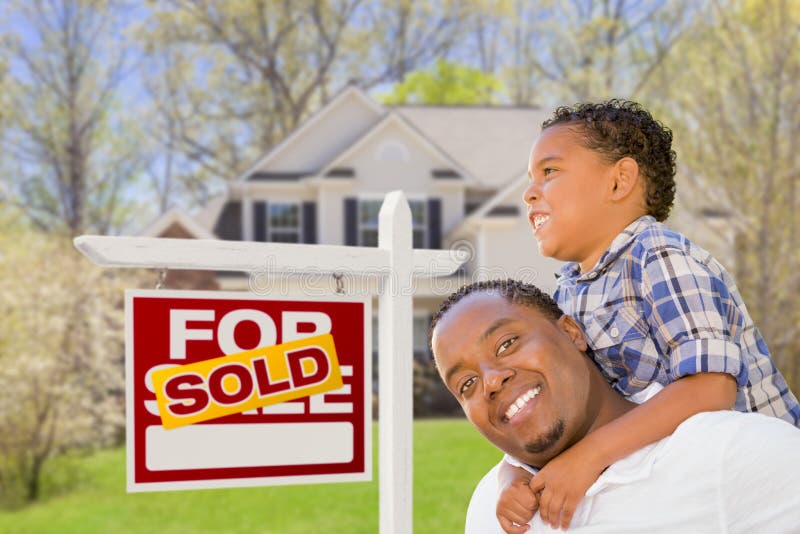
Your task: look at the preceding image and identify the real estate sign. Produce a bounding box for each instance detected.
[125,289,372,492]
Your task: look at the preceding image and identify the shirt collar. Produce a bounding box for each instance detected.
[559,215,656,282]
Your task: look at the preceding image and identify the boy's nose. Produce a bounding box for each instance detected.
[523,180,541,205]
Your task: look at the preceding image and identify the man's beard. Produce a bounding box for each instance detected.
[524,419,565,454]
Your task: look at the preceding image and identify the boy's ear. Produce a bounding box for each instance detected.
[557,315,588,351]
[610,157,640,201]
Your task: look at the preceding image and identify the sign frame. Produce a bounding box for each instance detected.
[124,288,372,493]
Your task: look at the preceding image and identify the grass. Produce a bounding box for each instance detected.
[0,419,501,533]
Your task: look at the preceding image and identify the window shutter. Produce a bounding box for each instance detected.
[213,201,242,240]
[344,197,357,246]
[254,201,267,242]
[427,198,442,249]
[302,202,317,244]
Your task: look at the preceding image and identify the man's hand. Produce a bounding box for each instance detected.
[528,443,604,530]
[497,477,538,533]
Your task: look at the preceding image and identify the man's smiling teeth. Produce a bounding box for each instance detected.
[533,215,549,231]
[505,386,542,420]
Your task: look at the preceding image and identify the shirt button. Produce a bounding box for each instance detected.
[610,327,620,338]
[587,272,598,279]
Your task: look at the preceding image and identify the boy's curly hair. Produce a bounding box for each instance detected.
[542,99,677,222]
[428,279,563,353]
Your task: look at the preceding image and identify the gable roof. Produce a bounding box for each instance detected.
[139,208,218,239]
[235,85,384,181]
[394,105,547,188]
[318,110,479,184]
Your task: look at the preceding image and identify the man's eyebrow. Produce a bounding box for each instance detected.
[444,362,464,387]
[480,317,515,344]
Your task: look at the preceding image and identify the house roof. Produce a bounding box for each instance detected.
[139,208,218,239]
[394,105,548,188]
[235,85,384,182]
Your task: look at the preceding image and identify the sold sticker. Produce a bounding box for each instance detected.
[152,333,342,429]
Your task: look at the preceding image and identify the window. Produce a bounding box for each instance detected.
[268,203,300,243]
[359,200,381,247]
[413,315,431,360]
[358,199,426,248]
[410,201,426,249]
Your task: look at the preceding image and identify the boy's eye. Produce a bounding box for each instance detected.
[497,336,518,356]
[543,167,556,177]
[459,376,477,395]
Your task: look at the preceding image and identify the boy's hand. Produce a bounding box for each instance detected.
[496,477,538,533]
[528,443,604,530]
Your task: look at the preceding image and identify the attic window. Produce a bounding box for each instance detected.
[432,169,461,179]
[375,140,409,162]
[325,167,355,178]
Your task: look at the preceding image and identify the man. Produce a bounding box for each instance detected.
[429,279,800,533]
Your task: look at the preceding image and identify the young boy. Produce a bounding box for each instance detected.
[496,100,800,533]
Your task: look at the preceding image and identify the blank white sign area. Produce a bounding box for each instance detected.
[146,422,354,470]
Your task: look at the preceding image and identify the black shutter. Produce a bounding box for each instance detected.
[254,201,267,242]
[302,201,317,244]
[427,198,442,249]
[213,201,242,240]
[344,197,358,246]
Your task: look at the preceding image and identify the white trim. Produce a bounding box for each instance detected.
[318,112,480,185]
[234,86,384,182]
[139,208,217,240]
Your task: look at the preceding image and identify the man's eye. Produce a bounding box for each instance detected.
[497,336,518,356]
[459,377,476,395]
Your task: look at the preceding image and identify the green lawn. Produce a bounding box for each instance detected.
[0,419,501,533]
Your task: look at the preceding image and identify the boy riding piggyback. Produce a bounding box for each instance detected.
[495,100,800,533]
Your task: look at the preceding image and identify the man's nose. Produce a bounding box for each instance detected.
[523,179,541,205]
[483,366,513,400]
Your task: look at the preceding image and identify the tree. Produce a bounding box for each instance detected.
[655,0,800,389]
[0,210,139,505]
[381,59,504,105]
[460,0,696,105]
[1,0,142,236]
[135,0,470,201]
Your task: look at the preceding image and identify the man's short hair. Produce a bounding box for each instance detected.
[428,279,563,353]
[542,99,677,222]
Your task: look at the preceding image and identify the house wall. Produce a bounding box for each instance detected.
[477,218,562,295]
[318,120,466,246]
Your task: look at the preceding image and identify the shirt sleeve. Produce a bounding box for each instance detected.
[641,245,748,386]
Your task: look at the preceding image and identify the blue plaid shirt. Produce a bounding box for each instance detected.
[555,216,800,427]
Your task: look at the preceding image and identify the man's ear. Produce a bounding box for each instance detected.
[556,315,588,351]
[610,157,640,201]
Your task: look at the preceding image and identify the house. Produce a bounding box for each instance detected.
[141,86,564,361]
[140,85,733,374]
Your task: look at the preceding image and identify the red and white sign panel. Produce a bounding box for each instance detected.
[125,289,372,492]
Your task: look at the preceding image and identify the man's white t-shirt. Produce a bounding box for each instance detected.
[466,409,800,533]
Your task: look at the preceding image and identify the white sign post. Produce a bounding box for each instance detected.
[74,191,465,534]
